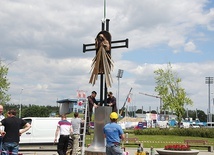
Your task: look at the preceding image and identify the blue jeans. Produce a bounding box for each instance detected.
[2,142,19,155]
[106,145,123,155]
[0,137,2,153]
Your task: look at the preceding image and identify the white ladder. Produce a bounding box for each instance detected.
[79,100,88,155]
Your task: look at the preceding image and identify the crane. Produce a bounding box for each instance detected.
[139,92,163,113]
[119,88,132,116]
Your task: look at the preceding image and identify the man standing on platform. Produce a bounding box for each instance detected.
[107,92,117,113]
[86,91,98,135]
[103,112,124,155]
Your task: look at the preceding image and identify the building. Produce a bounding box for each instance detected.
[57,98,86,115]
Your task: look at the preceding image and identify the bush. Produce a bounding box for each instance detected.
[134,128,214,138]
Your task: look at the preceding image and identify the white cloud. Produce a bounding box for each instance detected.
[184,41,198,53]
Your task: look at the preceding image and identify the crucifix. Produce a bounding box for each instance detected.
[83,19,128,106]
[83,2,128,154]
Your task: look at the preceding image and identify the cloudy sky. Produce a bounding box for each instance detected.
[1,0,214,113]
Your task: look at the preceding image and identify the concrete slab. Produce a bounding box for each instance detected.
[126,148,214,155]
[19,147,214,155]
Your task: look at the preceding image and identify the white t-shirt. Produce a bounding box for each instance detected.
[0,114,5,121]
[0,114,5,132]
[57,120,72,135]
[123,151,129,155]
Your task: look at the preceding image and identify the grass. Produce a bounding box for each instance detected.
[133,135,214,148]
[68,112,214,150]
[85,133,214,149]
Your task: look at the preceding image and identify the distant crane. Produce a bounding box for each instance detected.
[119,88,132,116]
[139,92,163,113]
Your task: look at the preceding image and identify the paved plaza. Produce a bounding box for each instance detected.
[19,147,214,155]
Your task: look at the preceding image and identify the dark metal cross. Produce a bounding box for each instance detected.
[83,19,128,106]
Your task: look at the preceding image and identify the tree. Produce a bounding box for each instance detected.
[183,109,207,122]
[196,110,207,122]
[22,105,52,117]
[154,63,193,127]
[0,62,10,105]
[3,104,59,117]
[136,109,149,114]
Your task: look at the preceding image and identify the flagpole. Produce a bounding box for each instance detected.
[104,0,106,20]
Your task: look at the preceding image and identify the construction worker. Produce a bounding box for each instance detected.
[86,91,98,135]
[107,92,117,112]
[103,112,124,155]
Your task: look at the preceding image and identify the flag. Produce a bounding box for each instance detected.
[78,101,83,106]
[82,92,86,98]
[77,90,86,99]
[127,93,131,103]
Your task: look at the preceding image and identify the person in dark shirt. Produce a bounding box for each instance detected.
[0,109,31,155]
[86,91,98,134]
[107,92,117,112]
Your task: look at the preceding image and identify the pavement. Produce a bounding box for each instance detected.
[19,148,214,155]
[127,148,214,155]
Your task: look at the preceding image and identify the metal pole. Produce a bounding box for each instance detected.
[104,0,106,20]
[212,98,214,122]
[99,20,106,107]
[117,77,120,114]
[208,80,211,122]
[142,106,143,115]
[103,19,110,107]
[205,77,213,122]
[116,69,123,114]
[100,74,104,106]
[19,88,23,118]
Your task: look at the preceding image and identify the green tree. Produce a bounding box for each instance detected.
[135,109,148,114]
[4,104,59,117]
[0,62,10,105]
[183,109,207,122]
[22,105,52,117]
[154,63,193,127]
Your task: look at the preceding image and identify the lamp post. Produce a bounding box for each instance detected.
[213,98,214,122]
[116,69,124,114]
[205,77,213,122]
[19,88,23,118]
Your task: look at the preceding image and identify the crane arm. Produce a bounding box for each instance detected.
[139,92,161,99]
[119,88,132,115]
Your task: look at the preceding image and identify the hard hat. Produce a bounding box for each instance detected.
[110,112,118,119]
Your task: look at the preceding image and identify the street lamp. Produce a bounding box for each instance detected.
[116,69,124,114]
[213,98,214,122]
[19,88,23,118]
[205,77,213,122]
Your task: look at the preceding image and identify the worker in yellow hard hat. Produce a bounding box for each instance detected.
[103,112,125,155]
[110,112,118,120]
